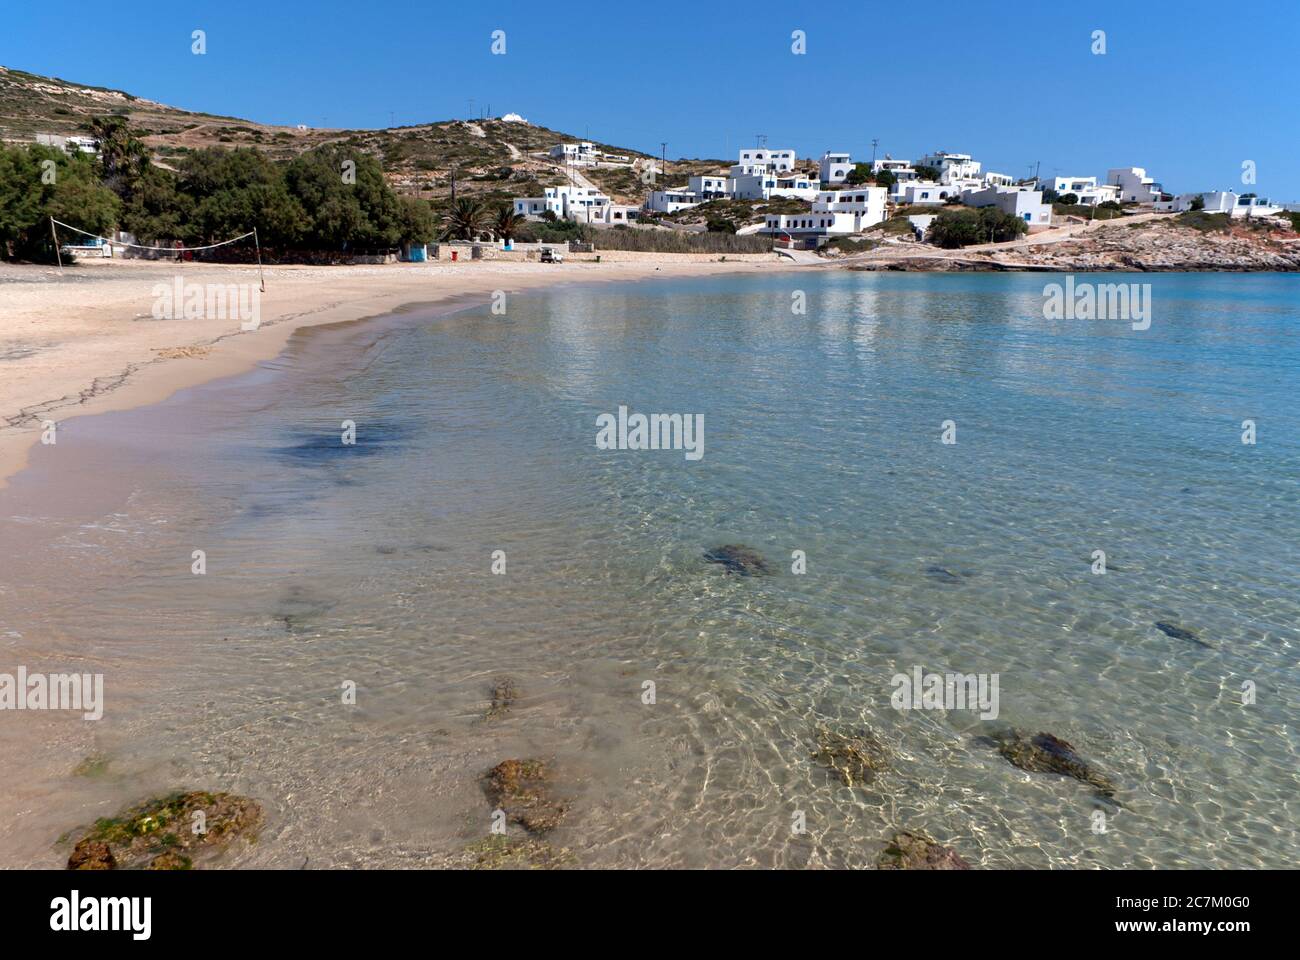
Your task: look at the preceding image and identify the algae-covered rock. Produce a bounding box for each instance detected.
[877,831,971,870]
[147,851,193,870]
[68,839,115,870]
[811,725,890,788]
[484,676,518,720]
[982,729,1117,799]
[65,791,262,870]
[1155,621,1212,649]
[454,835,574,870]
[482,759,569,834]
[703,544,772,576]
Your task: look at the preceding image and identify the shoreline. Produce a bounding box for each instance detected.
[0,254,792,489]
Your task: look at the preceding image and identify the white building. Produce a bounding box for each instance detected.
[549,142,598,165]
[514,183,627,222]
[731,170,819,202]
[35,133,98,154]
[1041,176,1121,206]
[1170,191,1285,217]
[819,151,854,184]
[917,151,982,184]
[983,171,1014,188]
[1107,167,1164,204]
[689,174,732,201]
[733,147,796,173]
[762,186,888,237]
[962,185,1053,230]
[646,188,703,213]
[897,180,950,205]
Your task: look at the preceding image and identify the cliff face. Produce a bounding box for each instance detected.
[845,215,1300,272]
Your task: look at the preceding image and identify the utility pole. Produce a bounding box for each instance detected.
[871,138,879,165]
[661,142,667,185]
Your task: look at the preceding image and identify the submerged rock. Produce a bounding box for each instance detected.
[1155,621,1212,649]
[68,839,115,871]
[811,726,890,788]
[452,835,574,870]
[484,676,519,720]
[704,544,772,576]
[64,791,262,870]
[147,851,193,870]
[925,565,970,584]
[877,831,971,870]
[981,729,1117,799]
[482,759,569,834]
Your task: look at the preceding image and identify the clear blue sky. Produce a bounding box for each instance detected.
[5,0,1298,198]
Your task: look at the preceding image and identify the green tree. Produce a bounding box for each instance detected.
[492,205,527,242]
[86,116,150,201]
[0,144,119,262]
[441,197,488,240]
[1189,195,1206,211]
[914,164,941,181]
[179,148,305,247]
[926,206,1027,248]
[844,163,873,185]
[1059,192,1079,206]
[873,168,897,190]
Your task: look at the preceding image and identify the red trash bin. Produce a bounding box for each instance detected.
[451,250,458,262]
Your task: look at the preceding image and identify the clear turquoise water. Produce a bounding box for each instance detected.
[2,271,1296,868]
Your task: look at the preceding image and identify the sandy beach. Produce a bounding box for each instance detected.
[0,253,790,488]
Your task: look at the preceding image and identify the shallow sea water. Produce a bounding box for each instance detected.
[1,271,1296,868]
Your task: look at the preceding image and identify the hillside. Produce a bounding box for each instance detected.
[0,65,726,208]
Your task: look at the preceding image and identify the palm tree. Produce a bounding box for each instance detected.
[493,205,527,243]
[441,197,487,241]
[86,116,149,199]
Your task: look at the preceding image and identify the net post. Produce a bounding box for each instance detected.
[50,216,63,272]
[255,227,265,292]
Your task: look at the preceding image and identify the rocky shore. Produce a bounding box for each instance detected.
[842,214,1300,272]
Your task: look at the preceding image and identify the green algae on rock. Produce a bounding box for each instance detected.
[703,544,772,576]
[482,759,569,834]
[811,725,890,788]
[483,676,519,721]
[65,791,262,870]
[452,835,574,870]
[877,831,971,870]
[982,729,1117,799]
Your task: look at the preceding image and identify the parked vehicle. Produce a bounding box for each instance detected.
[540,246,564,263]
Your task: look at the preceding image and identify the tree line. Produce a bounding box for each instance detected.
[0,118,529,262]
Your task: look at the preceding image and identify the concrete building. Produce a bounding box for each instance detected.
[734,147,796,173]
[731,170,819,202]
[762,186,888,237]
[549,142,598,165]
[1040,176,1121,206]
[917,151,982,184]
[1170,191,1285,217]
[819,151,854,185]
[514,183,626,222]
[1107,167,1164,204]
[962,185,1053,230]
[897,180,950,205]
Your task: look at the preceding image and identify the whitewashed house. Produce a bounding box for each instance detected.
[646,189,703,213]
[1171,191,1285,217]
[961,185,1053,230]
[897,180,950,205]
[731,169,819,201]
[1107,167,1164,204]
[514,183,625,222]
[734,148,796,172]
[762,187,888,238]
[983,171,1014,188]
[917,151,982,184]
[1041,176,1121,206]
[689,174,732,201]
[819,151,854,184]
[549,142,599,165]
